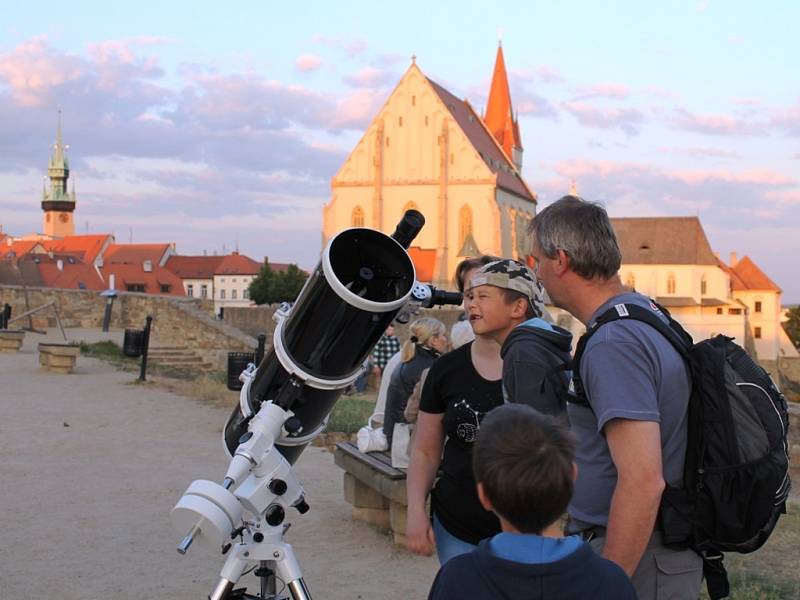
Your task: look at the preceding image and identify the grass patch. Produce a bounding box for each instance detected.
[325,394,377,434]
[699,503,800,599]
[79,340,138,371]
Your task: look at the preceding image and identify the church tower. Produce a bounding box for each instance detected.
[41,111,76,238]
[484,42,523,170]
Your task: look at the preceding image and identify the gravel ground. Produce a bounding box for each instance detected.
[0,329,437,599]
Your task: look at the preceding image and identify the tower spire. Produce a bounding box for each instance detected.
[42,111,76,238]
[484,43,523,170]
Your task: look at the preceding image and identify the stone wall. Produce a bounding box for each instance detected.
[224,304,465,346]
[0,285,256,369]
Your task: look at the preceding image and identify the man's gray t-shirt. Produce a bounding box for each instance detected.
[567,292,691,529]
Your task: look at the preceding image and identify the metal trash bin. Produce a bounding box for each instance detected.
[123,328,145,357]
[227,351,256,391]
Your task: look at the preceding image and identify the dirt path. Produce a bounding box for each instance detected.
[0,330,437,599]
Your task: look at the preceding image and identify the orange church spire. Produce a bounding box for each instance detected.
[484,42,523,169]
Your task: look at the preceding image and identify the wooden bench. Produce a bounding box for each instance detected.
[333,441,409,545]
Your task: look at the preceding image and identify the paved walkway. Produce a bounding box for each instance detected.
[0,329,437,599]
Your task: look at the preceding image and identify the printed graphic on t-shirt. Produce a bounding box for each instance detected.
[452,398,488,443]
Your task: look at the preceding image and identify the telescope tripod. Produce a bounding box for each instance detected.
[208,517,310,600]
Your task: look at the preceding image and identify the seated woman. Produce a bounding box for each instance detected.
[382,317,448,450]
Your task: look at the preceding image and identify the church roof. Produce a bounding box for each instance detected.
[484,44,523,158]
[426,77,535,202]
[407,247,437,282]
[728,256,781,292]
[40,235,113,265]
[611,217,718,265]
[104,243,172,266]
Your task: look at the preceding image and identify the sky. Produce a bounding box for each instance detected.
[1,1,799,300]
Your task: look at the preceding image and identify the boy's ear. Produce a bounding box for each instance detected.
[512,297,528,318]
[476,482,494,512]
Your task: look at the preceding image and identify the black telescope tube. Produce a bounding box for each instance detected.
[391,209,425,249]
[224,223,417,463]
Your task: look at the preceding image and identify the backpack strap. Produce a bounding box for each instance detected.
[571,300,693,407]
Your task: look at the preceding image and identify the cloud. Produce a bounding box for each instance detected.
[670,107,764,135]
[342,66,392,88]
[571,83,630,101]
[536,65,564,84]
[312,35,366,58]
[295,54,322,72]
[562,101,645,135]
[771,101,800,136]
[685,147,741,159]
[330,88,387,129]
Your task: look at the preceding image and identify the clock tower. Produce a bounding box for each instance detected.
[41,111,76,238]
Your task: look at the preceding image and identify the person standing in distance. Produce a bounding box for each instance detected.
[527,196,702,599]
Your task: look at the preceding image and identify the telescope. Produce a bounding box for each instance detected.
[171,210,463,599]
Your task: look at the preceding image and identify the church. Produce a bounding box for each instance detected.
[322,45,536,287]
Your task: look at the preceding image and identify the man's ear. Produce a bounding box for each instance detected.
[476,482,494,512]
[571,461,578,482]
[553,248,570,277]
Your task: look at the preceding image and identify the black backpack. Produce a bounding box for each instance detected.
[571,300,791,600]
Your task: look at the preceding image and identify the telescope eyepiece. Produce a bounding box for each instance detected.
[391,209,425,249]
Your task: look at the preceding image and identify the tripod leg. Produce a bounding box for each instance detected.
[286,578,312,600]
[209,550,249,600]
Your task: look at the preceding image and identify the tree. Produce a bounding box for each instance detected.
[249,262,307,305]
[783,305,800,349]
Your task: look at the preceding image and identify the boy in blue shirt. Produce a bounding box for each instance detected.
[428,404,636,600]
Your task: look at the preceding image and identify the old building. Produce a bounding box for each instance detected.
[612,216,798,362]
[322,45,536,286]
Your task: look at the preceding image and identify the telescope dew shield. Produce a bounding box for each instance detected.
[224,227,416,463]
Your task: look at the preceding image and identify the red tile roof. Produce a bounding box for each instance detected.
[215,252,262,276]
[426,77,536,203]
[36,255,105,290]
[164,255,224,279]
[101,263,185,296]
[104,243,172,266]
[0,240,44,258]
[407,246,437,282]
[730,256,781,292]
[40,234,113,264]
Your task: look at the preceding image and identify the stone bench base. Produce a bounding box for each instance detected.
[38,343,80,374]
[0,330,25,353]
[334,442,409,545]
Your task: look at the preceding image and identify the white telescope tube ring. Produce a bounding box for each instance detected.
[321,228,415,313]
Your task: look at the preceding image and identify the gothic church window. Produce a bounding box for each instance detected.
[458,205,473,248]
[701,274,707,295]
[352,206,365,228]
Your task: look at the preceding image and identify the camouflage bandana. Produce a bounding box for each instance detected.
[469,259,547,319]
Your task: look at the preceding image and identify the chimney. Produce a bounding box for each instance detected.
[143,260,153,272]
[729,252,738,267]
[110,274,116,290]
[56,259,63,271]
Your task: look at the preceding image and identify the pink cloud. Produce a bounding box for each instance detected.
[562,101,644,135]
[685,147,741,159]
[330,88,387,129]
[342,66,391,88]
[671,107,763,135]
[0,37,88,106]
[295,54,322,72]
[572,83,630,101]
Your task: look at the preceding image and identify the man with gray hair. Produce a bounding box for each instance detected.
[528,196,702,599]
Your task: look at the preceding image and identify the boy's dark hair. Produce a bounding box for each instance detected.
[455,255,501,292]
[499,288,537,320]
[473,404,575,534]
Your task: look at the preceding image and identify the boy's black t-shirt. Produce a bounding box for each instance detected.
[419,342,503,544]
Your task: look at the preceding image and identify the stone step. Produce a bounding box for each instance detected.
[148,351,196,358]
[149,355,205,364]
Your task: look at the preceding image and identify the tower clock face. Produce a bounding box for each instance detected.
[59,213,69,223]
